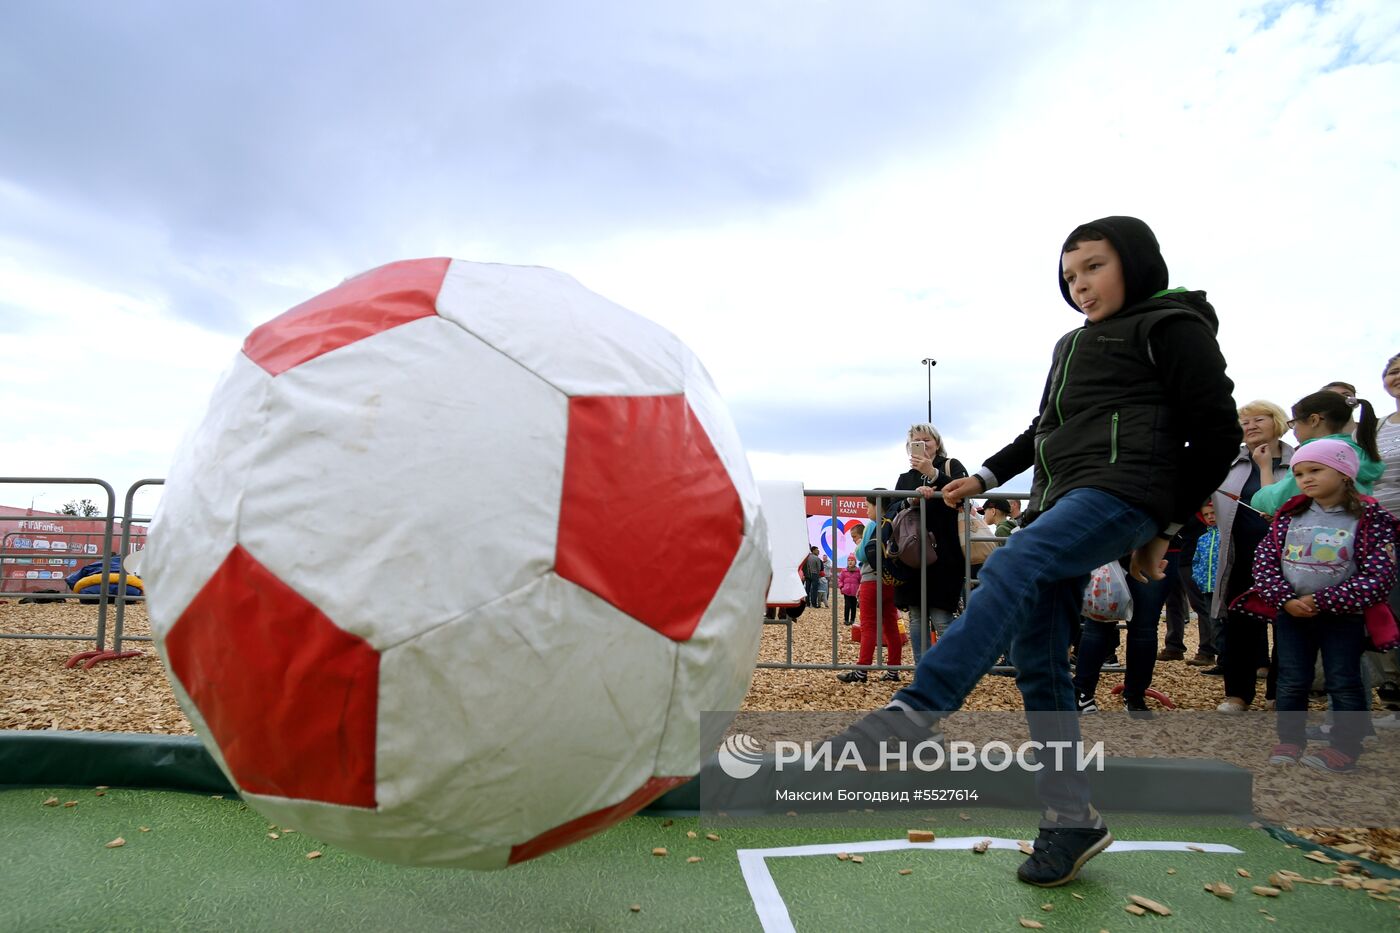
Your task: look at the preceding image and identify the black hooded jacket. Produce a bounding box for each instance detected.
[982,216,1242,529]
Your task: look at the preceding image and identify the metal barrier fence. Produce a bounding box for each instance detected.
[4,476,1127,680]
[763,488,1130,679]
[110,479,162,658]
[0,477,151,667]
[759,487,1007,672]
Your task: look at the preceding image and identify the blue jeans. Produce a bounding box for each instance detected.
[805,575,821,608]
[1075,549,1180,700]
[908,607,954,661]
[892,488,1156,820]
[1275,611,1368,758]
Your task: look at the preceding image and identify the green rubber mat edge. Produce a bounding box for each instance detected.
[0,730,1254,817]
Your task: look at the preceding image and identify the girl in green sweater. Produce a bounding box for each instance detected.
[1251,390,1383,516]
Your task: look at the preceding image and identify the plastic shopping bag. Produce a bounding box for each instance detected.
[1082,561,1133,622]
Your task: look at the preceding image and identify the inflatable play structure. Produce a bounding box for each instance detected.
[65,555,144,603]
[141,258,771,868]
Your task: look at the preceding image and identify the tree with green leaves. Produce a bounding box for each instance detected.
[59,498,100,517]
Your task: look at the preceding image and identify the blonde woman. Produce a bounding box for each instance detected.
[1210,400,1293,712]
[893,422,967,661]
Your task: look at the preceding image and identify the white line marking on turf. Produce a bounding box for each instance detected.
[736,837,1244,933]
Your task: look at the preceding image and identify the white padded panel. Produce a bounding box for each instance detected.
[757,480,810,606]
[236,788,510,870]
[374,573,676,852]
[235,316,567,649]
[653,512,769,777]
[435,260,686,397]
[144,354,270,635]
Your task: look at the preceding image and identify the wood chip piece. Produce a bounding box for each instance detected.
[1205,882,1235,899]
[686,831,697,839]
[629,904,641,913]
[1017,840,1034,856]
[907,830,935,843]
[62,801,77,808]
[851,856,864,864]
[42,797,59,807]
[1267,873,1293,891]
[1040,902,1053,912]
[95,785,109,790]
[1186,844,1205,852]
[1166,868,1177,875]
[705,833,720,842]
[1251,885,1281,897]
[1236,867,1251,878]
[785,811,797,817]
[1071,892,1085,900]
[306,851,322,860]
[139,827,150,833]
[1304,851,1335,864]
[94,791,105,797]
[1124,904,1147,916]
[687,857,702,864]
[652,847,668,857]
[105,837,125,848]
[958,811,970,821]
[660,819,673,827]
[1128,895,1172,916]
[1018,919,1044,929]
[836,853,850,861]
[898,869,912,876]
[267,832,280,840]
[972,839,992,854]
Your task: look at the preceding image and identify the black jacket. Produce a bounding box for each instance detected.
[984,291,1241,529]
[892,457,967,612]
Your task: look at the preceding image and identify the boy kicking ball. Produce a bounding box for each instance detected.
[828,216,1242,886]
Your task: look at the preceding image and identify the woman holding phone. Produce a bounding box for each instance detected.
[893,423,968,663]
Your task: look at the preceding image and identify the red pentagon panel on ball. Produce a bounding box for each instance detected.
[242,257,451,376]
[162,545,380,808]
[555,395,745,641]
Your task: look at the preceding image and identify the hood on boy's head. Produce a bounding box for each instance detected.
[1058,215,1169,313]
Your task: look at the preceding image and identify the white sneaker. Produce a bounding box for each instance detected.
[1217,699,1248,713]
[1372,712,1400,729]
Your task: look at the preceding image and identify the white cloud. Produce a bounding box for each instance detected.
[1,0,1397,512]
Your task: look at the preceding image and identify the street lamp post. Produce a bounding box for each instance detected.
[920,358,937,422]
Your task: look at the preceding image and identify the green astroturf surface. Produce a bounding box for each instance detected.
[4,790,1393,932]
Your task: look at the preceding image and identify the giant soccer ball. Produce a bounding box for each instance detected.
[144,258,770,868]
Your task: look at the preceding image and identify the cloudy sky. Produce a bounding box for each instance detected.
[2,0,1397,517]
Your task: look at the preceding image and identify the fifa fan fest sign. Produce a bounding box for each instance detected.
[804,495,869,565]
[0,507,148,593]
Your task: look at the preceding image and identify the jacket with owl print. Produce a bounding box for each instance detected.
[1252,493,1399,614]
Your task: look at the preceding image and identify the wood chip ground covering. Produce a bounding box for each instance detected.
[4,600,1397,863]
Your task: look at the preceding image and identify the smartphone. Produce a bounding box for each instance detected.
[909,441,926,457]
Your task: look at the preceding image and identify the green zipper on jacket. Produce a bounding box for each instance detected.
[1054,330,1085,423]
[1110,411,1119,464]
[1037,437,1055,510]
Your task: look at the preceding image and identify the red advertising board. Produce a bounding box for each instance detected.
[0,506,148,594]
[803,495,868,518]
